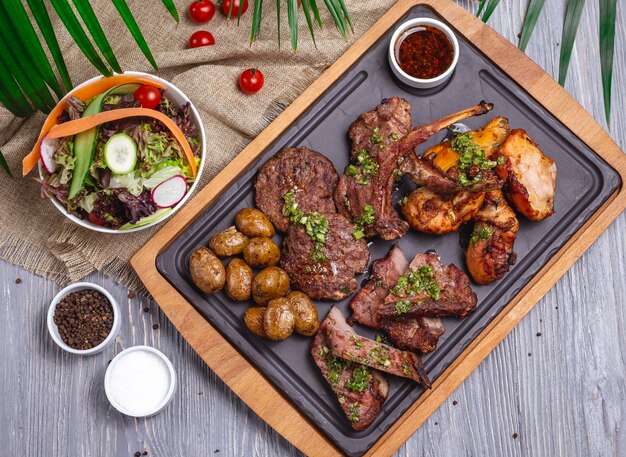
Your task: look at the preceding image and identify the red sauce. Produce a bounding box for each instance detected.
[395,26,454,79]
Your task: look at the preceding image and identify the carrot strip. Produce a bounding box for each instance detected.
[47,107,197,177]
[22,75,167,176]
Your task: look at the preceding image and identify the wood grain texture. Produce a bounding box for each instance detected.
[1,1,625,457]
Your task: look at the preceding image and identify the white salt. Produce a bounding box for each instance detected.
[107,349,172,416]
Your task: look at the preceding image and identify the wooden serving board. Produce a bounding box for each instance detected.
[132,1,626,455]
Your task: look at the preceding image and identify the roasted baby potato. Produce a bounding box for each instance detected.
[499,129,557,221]
[235,208,276,238]
[225,258,253,301]
[243,237,280,268]
[252,266,290,305]
[244,306,268,337]
[287,291,319,336]
[209,226,249,258]
[263,298,296,341]
[189,247,226,294]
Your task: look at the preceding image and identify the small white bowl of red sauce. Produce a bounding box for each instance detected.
[388,18,459,89]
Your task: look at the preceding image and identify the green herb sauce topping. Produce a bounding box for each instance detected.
[346,149,379,185]
[469,226,492,245]
[283,190,329,262]
[390,265,441,301]
[352,204,375,239]
[345,366,372,393]
[451,133,498,187]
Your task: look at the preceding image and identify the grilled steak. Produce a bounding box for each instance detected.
[383,318,445,353]
[255,147,339,232]
[336,100,494,240]
[349,244,409,329]
[311,325,388,430]
[349,245,445,353]
[323,307,431,387]
[281,213,370,301]
[378,253,477,320]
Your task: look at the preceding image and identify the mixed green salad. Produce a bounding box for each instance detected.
[40,83,201,229]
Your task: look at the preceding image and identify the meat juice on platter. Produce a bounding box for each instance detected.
[188,93,558,430]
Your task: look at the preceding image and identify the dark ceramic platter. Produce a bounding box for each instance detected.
[156,5,620,456]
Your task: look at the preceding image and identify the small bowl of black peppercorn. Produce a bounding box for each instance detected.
[47,282,121,355]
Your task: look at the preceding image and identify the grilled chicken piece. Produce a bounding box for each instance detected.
[378,253,477,320]
[400,188,485,235]
[323,307,431,387]
[383,317,445,353]
[349,244,409,329]
[423,116,510,173]
[336,100,494,240]
[400,117,510,235]
[466,190,518,284]
[311,330,388,430]
[281,213,370,301]
[349,245,445,353]
[499,129,557,221]
[255,147,339,232]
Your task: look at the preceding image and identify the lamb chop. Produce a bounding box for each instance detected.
[281,213,370,300]
[323,306,431,387]
[255,147,339,232]
[349,245,445,353]
[336,100,494,240]
[377,253,477,320]
[311,323,389,430]
[466,189,519,284]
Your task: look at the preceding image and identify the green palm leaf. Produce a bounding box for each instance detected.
[111,0,158,71]
[3,0,63,100]
[599,0,617,127]
[558,0,585,85]
[301,0,318,48]
[481,0,502,23]
[287,0,299,51]
[0,53,34,117]
[50,0,113,77]
[519,0,545,51]
[161,0,179,22]
[73,0,123,74]
[0,150,12,177]
[26,0,72,92]
[476,0,487,17]
[309,0,323,28]
[322,0,346,37]
[251,0,263,44]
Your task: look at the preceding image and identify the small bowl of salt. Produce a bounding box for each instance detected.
[105,345,176,417]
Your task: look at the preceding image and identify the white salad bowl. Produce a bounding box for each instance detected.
[38,71,206,234]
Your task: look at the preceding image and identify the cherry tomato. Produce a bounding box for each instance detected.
[133,85,162,109]
[87,212,106,226]
[239,68,264,94]
[189,30,216,48]
[189,0,216,23]
[221,0,249,17]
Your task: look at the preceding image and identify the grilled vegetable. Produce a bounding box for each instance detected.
[263,297,295,341]
[243,306,267,337]
[287,291,319,336]
[209,227,249,257]
[243,237,280,268]
[235,208,276,237]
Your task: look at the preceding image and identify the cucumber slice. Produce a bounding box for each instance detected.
[119,208,172,230]
[68,83,142,199]
[105,133,137,174]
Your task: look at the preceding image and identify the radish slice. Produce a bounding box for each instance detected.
[151,175,188,208]
[40,136,59,173]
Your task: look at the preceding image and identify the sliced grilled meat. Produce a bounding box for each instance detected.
[383,317,445,353]
[466,189,519,284]
[349,244,409,329]
[311,323,389,430]
[336,101,494,240]
[255,147,339,232]
[323,307,431,387]
[378,253,477,320]
[281,213,369,301]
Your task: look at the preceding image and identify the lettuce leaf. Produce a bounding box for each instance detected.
[109,172,144,196]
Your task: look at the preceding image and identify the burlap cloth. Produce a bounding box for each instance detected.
[0,0,396,293]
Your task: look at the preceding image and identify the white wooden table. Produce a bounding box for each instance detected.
[1,1,625,456]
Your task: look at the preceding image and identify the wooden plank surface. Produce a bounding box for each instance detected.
[1,1,625,457]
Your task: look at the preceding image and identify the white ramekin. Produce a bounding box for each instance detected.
[104,345,177,417]
[388,18,460,89]
[38,71,206,234]
[47,282,121,355]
